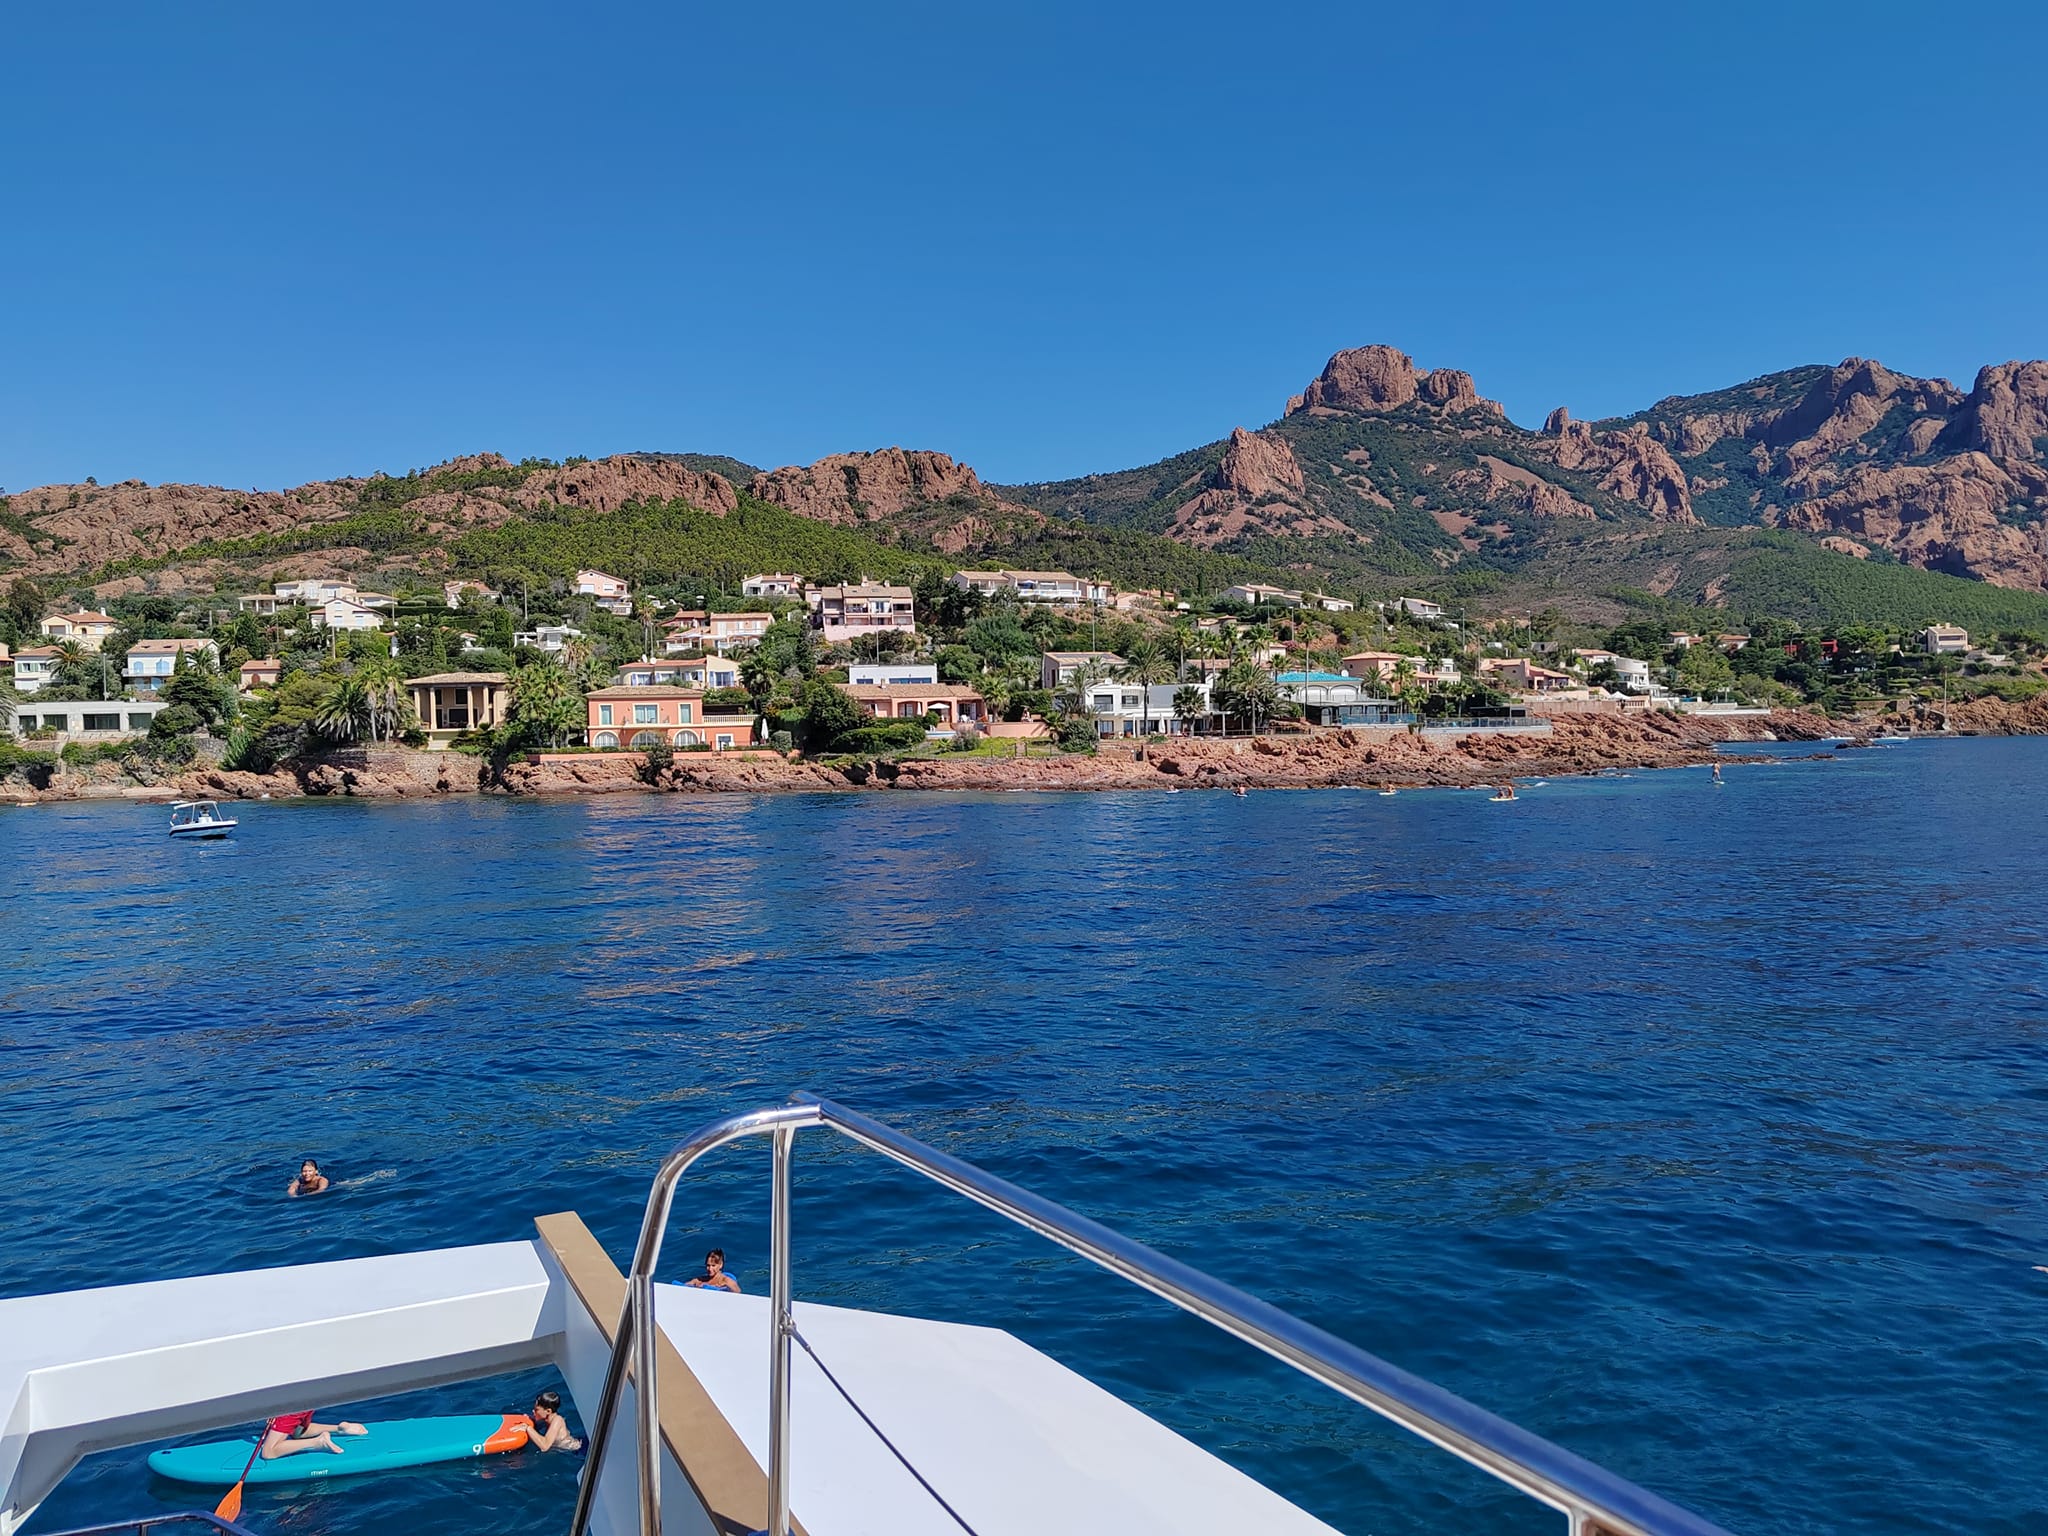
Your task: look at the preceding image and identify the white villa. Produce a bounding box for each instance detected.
[121,638,219,693]
[741,573,806,598]
[311,596,386,631]
[849,661,939,685]
[950,570,1109,605]
[1041,651,1124,690]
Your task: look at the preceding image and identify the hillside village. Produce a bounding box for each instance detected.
[2,551,2033,794]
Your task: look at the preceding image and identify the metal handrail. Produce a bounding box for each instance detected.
[38,1516,260,1536]
[568,1096,1738,1536]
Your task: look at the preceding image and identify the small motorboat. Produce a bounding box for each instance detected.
[168,800,237,839]
[1379,787,1397,797]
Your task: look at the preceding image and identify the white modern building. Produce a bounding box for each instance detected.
[849,662,939,685]
[12,647,58,693]
[1082,679,1214,737]
[741,573,806,598]
[515,624,583,653]
[1223,583,1303,608]
[1040,651,1124,690]
[1920,623,1970,656]
[950,570,1109,605]
[10,698,166,740]
[1275,671,1404,728]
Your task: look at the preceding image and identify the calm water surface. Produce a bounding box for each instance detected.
[5,740,2047,1536]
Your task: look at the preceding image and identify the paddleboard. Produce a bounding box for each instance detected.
[148,1414,530,1486]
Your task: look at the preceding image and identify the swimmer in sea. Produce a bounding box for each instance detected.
[684,1248,741,1293]
[517,1390,582,1452]
[287,1160,330,1198]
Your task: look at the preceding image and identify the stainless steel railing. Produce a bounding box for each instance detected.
[567,1095,1738,1536]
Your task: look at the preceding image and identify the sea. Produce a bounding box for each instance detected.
[4,738,2046,1536]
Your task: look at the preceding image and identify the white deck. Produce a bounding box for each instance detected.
[0,1242,559,1535]
[654,1284,1344,1536]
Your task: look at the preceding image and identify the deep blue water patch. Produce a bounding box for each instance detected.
[5,738,2047,1536]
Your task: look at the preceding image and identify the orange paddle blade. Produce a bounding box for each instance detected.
[213,1481,244,1523]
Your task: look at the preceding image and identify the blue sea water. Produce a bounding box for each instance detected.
[4,739,2047,1536]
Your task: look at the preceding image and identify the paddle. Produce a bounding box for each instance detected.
[214,1430,266,1523]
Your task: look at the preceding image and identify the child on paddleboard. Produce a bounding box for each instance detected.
[517,1390,582,1452]
[261,1411,366,1459]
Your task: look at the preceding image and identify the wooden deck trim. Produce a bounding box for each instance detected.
[535,1212,806,1536]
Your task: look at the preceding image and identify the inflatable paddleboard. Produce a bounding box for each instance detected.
[148,1414,530,1486]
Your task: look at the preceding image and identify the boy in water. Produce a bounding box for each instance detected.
[287,1160,330,1197]
[518,1390,582,1452]
[260,1411,366,1459]
[684,1248,741,1292]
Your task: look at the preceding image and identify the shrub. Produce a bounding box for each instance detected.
[1052,714,1098,753]
[950,721,984,751]
[831,721,929,755]
[639,740,675,784]
[769,729,794,751]
[150,703,202,740]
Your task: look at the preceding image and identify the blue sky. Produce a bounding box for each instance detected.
[5,2,2043,493]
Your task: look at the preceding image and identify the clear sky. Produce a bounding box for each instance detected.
[5,2,2044,493]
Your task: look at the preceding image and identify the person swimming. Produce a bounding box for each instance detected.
[287,1160,330,1198]
[516,1390,582,1452]
[260,1411,366,1459]
[684,1248,741,1293]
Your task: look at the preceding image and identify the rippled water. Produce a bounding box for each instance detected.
[6,741,2048,1536]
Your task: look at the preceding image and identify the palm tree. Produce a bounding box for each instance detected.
[356,657,408,743]
[1118,639,1171,737]
[313,675,373,744]
[1057,660,1113,741]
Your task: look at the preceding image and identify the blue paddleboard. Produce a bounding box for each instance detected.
[147,1414,528,1485]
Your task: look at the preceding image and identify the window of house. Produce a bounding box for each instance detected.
[676,704,692,723]
[598,704,614,726]
[82,713,120,731]
[127,714,151,730]
[594,731,617,748]
[634,705,658,724]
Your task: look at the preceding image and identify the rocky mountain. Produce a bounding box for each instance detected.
[1611,357,2048,588]
[6,343,2048,627]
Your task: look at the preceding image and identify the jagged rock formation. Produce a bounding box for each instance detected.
[1287,345,1503,418]
[1620,355,2048,587]
[1532,411,1695,523]
[1164,428,1347,546]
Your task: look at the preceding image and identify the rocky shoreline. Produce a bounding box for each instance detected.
[11,698,2041,805]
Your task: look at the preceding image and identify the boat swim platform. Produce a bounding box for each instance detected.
[1,1213,1342,1536]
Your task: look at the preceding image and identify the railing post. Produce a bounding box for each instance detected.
[766,1124,796,1536]
[633,1267,660,1536]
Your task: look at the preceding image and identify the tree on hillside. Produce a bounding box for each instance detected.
[161,652,236,734]
[1211,659,1279,737]
[796,677,862,753]
[507,659,583,749]
[1678,643,1734,697]
[313,676,373,744]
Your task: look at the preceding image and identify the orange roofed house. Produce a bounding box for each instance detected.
[584,686,758,751]
[842,683,987,731]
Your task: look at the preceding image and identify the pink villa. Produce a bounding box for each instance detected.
[584,686,757,751]
[842,683,987,728]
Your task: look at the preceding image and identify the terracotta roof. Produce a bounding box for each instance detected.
[14,646,59,659]
[406,671,510,685]
[843,684,985,702]
[125,638,217,654]
[240,658,282,672]
[51,611,115,625]
[584,684,705,700]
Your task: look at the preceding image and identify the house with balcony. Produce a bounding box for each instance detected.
[1308,593,1355,613]
[1920,623,1970,656]
[950,570,1108,605]
[239,658,283,694]
[575,570,633,615]
[705,612,773,651]
[741,573,806,598]
[406,672,509,748]
[242,579,357,616]
[12,647,59,693]
[1080,679,1213,737]
[848,662,939,685]
[618,655,740,690]
[122,638,220,693]
[443,579,496,608]
[515,624,583,653]
[40,611,119,651]
[1480,657,1575,693]
[1223,583,1303,608]
[811,584,916,644]
[842,683,986,731]
[311,596,386,631]
[1276,671,1404,729]
[586,686,716,748]
[1040,651,1124,690]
